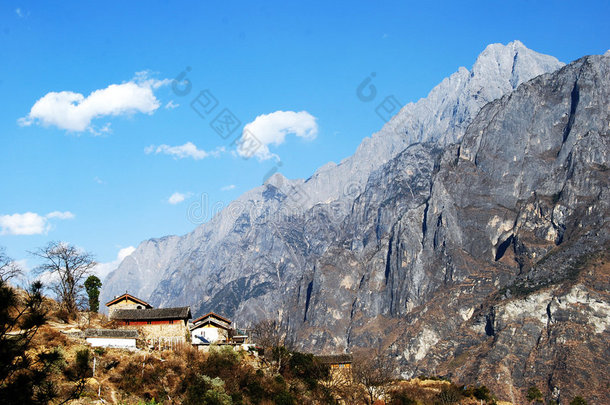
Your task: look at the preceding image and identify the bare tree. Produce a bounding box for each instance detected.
[31,242,96,315]
[0,246,22,282]
[321,366,363,405]
[250,318,285,350]
[250,318,294,372]
[351,350,396,405]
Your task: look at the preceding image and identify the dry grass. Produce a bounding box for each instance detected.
[24,306,516,405]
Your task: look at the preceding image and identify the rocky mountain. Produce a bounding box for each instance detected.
[289,54,610,404]
[102,40,563,312]
[101,43,610,402]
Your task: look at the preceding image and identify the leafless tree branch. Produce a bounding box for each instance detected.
[30,241,96,315]
[0,246,22,283]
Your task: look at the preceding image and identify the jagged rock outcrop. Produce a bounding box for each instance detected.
[101,43,610,402]
[290,54,610,403]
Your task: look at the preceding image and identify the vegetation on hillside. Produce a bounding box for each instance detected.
[0,279,91,404]
[0,245,594,405]
[0,280,594,405]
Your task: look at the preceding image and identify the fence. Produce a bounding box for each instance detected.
[143,336,188,351]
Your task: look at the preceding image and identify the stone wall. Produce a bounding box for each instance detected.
[120,322,189,342]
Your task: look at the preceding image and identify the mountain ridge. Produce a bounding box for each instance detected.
[101,41,564,311]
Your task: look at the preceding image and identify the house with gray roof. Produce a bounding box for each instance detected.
[107,292,192,346]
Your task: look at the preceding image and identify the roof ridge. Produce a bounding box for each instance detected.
[105,293,152,308]
[192,311,232,325]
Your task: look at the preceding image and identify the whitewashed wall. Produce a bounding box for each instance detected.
[86,337,136,349]
[191,326,227,344]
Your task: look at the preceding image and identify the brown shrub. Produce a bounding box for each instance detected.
[32,325,70,347]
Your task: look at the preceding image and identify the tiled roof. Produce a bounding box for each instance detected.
[190,318,231,331]
[85,328,138,338]
[110,307,192,321]
[192,311,232,325]
[105,293,152,308]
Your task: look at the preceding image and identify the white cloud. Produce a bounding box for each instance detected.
[92,246,136,279]
[37,269,58,286]
[237,110,318,161]
[165,100,179,109]
[117,246,136,261]
[133,71,170,90]
[221,184,236,191]
[0,213,47,235]
[94,176,106,185]
[0,211,75,235]
[145,142,224,160]
[46,211,75,220]
[91,122,112,135]
[168,192,191,205]
[18,72,169,133]
[15,8,29,18]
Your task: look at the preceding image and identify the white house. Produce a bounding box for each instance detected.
[85,328,138,349]
[190,312,232,346]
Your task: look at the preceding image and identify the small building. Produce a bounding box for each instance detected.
[316,354,353,370]
[106,293,192,347]
[85,328,138,349]
[111,307,192,343]
[190,312,232,346]
[105,293,153,318]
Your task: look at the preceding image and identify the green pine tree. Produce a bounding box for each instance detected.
[84,275,102,313]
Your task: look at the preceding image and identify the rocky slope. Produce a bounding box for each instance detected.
[102,40,563,314]
[101,43,610,402]
[290,54,609,404]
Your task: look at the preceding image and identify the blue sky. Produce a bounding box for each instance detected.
[1,1,609,277]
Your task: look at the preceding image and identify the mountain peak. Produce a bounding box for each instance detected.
[472,40,563,89]
[476,39,528,59]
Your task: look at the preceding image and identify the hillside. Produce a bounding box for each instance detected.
[1,286,517,405]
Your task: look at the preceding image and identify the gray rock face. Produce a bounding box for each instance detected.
[99,44,610,402]
[290,54,610,403]
[102,235,180,308]
[101,41,563,315]
[302,40,564,206]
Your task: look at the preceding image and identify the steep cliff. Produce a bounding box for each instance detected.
[290,54,609,403]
